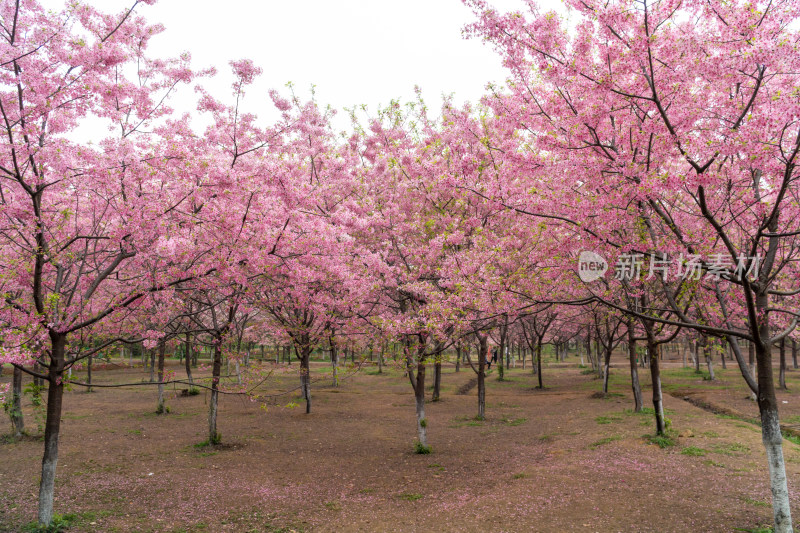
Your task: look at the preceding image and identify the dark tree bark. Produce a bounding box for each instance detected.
[38,332,66,525]
[779,337,787,390]
[497,315,507,381]
[477,333,487,419]
[11,365,25,437]
[693,339,700,373]
[628,322,643,412]
[602,346,612,394]
[536,338,543,389]
[405,335,429,448]
[432,349,442,402]
[184,332,194,384]
[208,339,222,445]
[156,339,167,414]
[647,338,666,435]
[298,335,312,414]
[703,336,715,380]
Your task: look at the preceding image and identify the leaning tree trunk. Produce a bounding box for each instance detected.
[647,338,666,435]
[208,341,222,445]
[11,365,24,437]
[754,294,793,532]
[628,326,642,412]
[156,339,166,414]
[38,332,67,526]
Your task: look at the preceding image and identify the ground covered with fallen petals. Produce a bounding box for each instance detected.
[2,359,799,532]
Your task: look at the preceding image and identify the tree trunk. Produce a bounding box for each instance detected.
[755,292,793,532]
[536,339,543,389]
[792,338,798,370]
[779,338,787,390]
[300,342,312,414]
[432,352,442,402]
[149,349,155,383]
[720,338,728,369]
[497,317,507,381]
[38,332,66,525]
[208,341,222,445]
[11,365,24,437]
[455,344,461,373]
[408,339,428,448]
[704,337,715,380]
[628,325,642,412]
[602,347,611,394]
[156,339,166,414]
[184,332,193,384]
[477,334,487,420]
[694,339,701,373]
[648,339,666,435]
[330,336,339,387]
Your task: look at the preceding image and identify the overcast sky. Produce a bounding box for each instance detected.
[42,0,566,133]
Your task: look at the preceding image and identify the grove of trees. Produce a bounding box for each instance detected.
[1,0,799,531]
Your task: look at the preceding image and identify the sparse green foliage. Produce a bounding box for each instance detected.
[414,441,432,454]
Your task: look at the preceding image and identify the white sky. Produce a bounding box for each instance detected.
[41,0,566,134]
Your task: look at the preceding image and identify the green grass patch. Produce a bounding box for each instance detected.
[742,497,771,508]
[413,441,432,454]
[783,432,800,446]
[645,432,677,448]
[589,435,622,449]
[500,416,527,426]
[681,446,708,456]
[595,415,622,425]
[512,472,527,479]
[703,459,725,468]
[22,513,78,532]
[711,442,750,456]
[398,493,424,501]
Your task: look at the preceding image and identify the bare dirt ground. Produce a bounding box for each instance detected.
[1,355,799,532]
